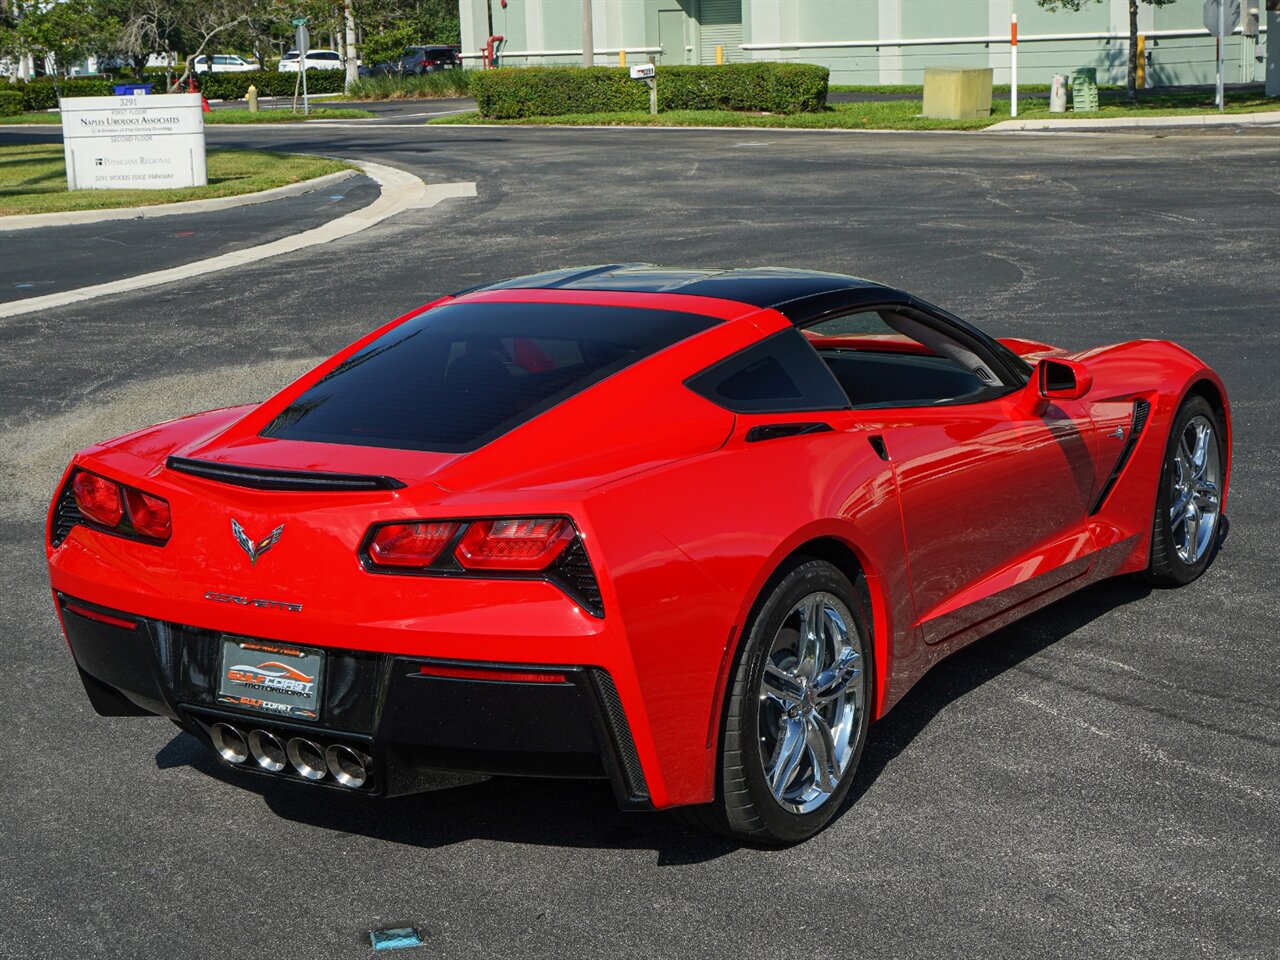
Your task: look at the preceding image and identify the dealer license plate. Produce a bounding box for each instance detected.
[216,637,324,722]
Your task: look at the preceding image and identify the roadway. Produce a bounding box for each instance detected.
[1,119,1276,960]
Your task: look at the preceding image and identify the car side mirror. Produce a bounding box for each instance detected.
[1037,358,1092,401]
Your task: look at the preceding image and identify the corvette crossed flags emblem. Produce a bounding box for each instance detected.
[231,519,285,566]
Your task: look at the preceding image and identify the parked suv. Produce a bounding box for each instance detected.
[376,45,460,76]
[278,49,344,72]
[192,54,258,73]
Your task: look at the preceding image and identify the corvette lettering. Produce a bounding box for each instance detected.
[204,591,303,612]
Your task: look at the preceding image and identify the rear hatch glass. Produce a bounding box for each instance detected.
[260,300,719,452]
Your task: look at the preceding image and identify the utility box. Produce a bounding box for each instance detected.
[1071,67,1100,112]
[921,66,993,119]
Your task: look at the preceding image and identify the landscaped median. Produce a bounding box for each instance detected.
[0,144,354,217]
[430,76,1276,131]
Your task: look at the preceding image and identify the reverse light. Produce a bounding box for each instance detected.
[369,521,459,567]
[455,518,574,570]
[72,471,124,527]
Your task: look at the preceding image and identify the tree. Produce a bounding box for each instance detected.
[1036,0,1178,102]
[118,0,266,89]
[0,0,119,77]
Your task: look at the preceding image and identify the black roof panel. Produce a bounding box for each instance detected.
[459,265,908,318]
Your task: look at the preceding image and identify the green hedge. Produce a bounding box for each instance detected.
[0,89,24,116]
[192,69,346,101]
[470,62,829,118]
[15,77,115,110]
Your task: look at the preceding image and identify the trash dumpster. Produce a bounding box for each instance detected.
[1070,68,1098,112]
[112,83,153,96]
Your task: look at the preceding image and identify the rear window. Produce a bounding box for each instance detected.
[261,301,719,452]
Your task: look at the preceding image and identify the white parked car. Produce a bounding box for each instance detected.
[277,50,344,72]
[192,54,259,73]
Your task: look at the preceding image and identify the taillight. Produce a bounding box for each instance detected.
[362,516,601,614]
[368,521,459,567]
[65,468,171,544]
[455,518,574,570]
[72,471,123,526]
[124,488,172,540]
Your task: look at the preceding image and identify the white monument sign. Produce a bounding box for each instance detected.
[60,93,207,191]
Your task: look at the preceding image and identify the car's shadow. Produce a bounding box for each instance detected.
[158,577,1154,862]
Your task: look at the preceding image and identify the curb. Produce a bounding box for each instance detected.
[0,161,477,320]
[986,109,1280,132]
[0,169,359,232]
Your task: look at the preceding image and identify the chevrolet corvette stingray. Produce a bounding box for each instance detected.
[47,266,1230,843]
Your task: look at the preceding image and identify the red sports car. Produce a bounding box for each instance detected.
[47,266,1230,844]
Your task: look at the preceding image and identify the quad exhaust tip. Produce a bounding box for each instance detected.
[326,743,371,789]
[286,737,328,780]
[209,722,370,788]
[248,729,287,772]
[211,722,249,764]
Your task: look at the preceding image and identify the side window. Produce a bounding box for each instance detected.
[687,328,849,414]
[806,309,999,408]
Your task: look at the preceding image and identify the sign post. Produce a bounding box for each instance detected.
[60,93,206,190]
[293,17,310,115]
[1204,0,1241,111]
[631,62,657,115]
[1010,14,1018,119]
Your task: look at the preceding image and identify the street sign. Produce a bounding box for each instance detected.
[291,16,308,26]
[1203,0,1241,35]
[295,25,310,56]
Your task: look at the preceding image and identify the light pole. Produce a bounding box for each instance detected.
[582,0,594,67]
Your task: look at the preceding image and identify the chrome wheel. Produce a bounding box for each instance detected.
[1169,414,1221,565]
[757,591,865,815]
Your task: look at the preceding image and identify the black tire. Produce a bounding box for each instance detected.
[674,557,873,845]
[1144,394,1225,587]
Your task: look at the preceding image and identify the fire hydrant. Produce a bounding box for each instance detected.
[247,84,259,113]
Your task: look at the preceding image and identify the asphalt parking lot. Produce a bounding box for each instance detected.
[1,121,1277,960]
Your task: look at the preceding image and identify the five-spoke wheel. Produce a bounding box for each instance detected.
[758,592,864,814]
[679,558,872,845]
[1147,395,1225,586]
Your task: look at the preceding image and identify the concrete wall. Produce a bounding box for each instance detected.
[459,0,1270,85]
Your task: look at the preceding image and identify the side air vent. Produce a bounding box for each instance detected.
[745,422,834,443]
[49,476,83,547]
[166,457,405,492]
[1090,399,1151,515]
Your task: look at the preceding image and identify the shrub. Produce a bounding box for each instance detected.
[191,69,347,101]
[17,77,116,110]
[347,70,470,100]
[470,62,829,119]
[0,89,24,116]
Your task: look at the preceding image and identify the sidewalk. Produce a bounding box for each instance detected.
[987,110,1280,132]
[0,174,378,305]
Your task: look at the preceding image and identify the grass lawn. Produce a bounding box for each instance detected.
[0,106,374,126]
[0,144,354,216]
[432,86,1276,130]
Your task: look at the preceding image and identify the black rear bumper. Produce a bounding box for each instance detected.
[56,593,651,809]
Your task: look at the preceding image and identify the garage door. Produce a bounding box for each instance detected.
[698,0,743,64]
